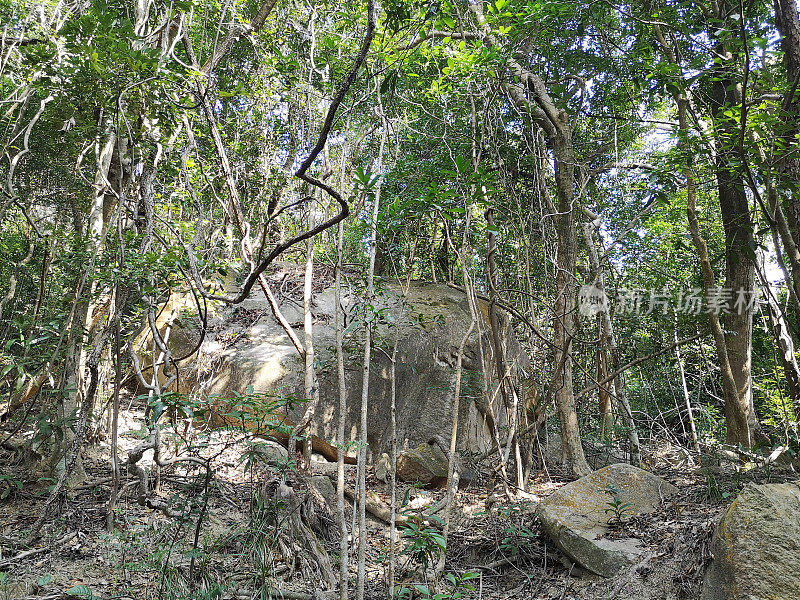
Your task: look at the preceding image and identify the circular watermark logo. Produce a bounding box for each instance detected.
[578,284,609,316]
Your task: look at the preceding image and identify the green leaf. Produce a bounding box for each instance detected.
[66,585,97,599]
[413,584,431,595]
[665,82,682,97]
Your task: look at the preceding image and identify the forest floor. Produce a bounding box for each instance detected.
[1,406,797,600]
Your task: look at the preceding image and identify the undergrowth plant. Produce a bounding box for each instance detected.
[499,523,538,556]
[400,513,447,570]
[396,571,480,600]
[603,484,634,526]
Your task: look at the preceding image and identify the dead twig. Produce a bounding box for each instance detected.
[0,531,77,568]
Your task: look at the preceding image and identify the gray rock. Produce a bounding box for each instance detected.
[310,475,336,507]
[702,482,800,600]
[258,440,289,466]
[537,463,678,577]
[375,453,391,482]
[396,442,449,487]
[138,275,530,457]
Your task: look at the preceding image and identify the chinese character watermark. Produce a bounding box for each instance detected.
[578,285,764,315]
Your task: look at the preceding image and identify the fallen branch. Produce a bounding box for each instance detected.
[475,555,522,571]
[234,589,337,600]
[344,487,407,525]
[0,531,77,568]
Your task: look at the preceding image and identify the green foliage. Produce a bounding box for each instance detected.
[499,523,537,556]
[238,439,295,478]
[704,471,734,503]
[399,513,446,570]
[1,7,800,598]
[396,571,480,600]
[0,474,22,500]
[603,484,634,526]
[65,585,99,599]
[753,364,797,428]
[209,386,306,436]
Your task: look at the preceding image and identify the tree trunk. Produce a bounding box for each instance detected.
[581,220,641,464]
[356,106,386,600]
[60,133,122,483]
[484,208,525,487]
[435,320,475,583]
[757,252,800,415]
[334,219,350,600]
[774,0,800,245]
[467,0,592,475]
[654,23,756,449]
[597,342,614,438]
[290,207,320,468]
[551,131,592,477]
[680,96,753,448]
[709,67,761,446]
[674,316,701,454]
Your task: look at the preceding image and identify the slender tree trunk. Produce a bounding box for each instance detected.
[773,0,800,244]
[750,130,800,314]
[435,320,475,582]
[334,219,350,600]
[467,1,591,475]
[291,207,320,468]
[756,252,800,415]
[765,294,800,420]
[60,133,120,484]
[333,118,351,599]
[674,316,701,454]
[356,106,386,600]
[0,240,34,325]
[597,342,614,438]
[484,208,524,487]
[107,279,122,531]
[679,97,752,448]
[107,194,126,529]
[388,337,398,596]
[581,220,641,464]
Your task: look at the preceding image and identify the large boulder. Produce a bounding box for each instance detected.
[537,463,678,577]
[396,442,449,487]
[702,482,800,600]
[258,440,289,466]
[135,265,530,460]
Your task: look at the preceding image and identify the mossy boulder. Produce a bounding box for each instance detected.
[135,268,530,461]
[537,463,678,577]
[702,482,800,600]
[396,442,450,486]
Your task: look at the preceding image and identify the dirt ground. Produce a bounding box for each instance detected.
[1,409,797,600]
